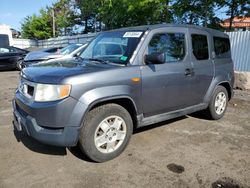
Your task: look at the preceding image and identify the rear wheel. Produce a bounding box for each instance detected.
[79,104,133,162]
[205,86,228,120]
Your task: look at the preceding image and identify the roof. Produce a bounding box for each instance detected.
[108,23,227,37]
[221,17,250,28]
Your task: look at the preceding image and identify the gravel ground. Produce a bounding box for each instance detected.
[0,70,250,188]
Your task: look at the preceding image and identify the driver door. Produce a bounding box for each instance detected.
[140,28,196,117]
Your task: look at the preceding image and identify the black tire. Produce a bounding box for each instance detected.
[205,85,228,120]
[79,103,133,162]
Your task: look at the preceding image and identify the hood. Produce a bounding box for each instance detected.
[24,51,63,61]
[21,59,118,84]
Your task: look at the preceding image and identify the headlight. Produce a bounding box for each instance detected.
[34,84,71,102]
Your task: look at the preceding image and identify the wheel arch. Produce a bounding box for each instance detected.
[217,81,232,100]
[82,96,139,129]
[204,77,233,104]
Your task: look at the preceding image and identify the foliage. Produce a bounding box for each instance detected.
[53,0,79,35]
[21,0,250,38]
[21,0,78,39]
[172,0,220,27]
[99,0,172,30]
[21,8,53,39]
[21,16,33,39]
[75,0,101,33]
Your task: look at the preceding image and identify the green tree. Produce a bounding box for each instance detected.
[21,16,33,39]
[172,0,219,27]
[21,0,250,38]
[52,0,78,35]
[75,0,101,33]
[99,0,173,30]
[21,8,53,39]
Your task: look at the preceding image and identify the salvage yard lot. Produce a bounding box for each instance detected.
[0,70,250,188]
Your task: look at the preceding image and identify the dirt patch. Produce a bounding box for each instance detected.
[167,163,185,174]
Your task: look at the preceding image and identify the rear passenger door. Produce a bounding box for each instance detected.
[188,29,214,105]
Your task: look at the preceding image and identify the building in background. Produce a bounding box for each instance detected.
[221,17,250,31]
[10,28,21,38]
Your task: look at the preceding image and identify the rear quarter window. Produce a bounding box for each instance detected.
[191,34,209,60]
[213,37,231,58]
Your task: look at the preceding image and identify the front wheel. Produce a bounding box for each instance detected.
[205,86,228,120]
[79,104,133,162]
[16,59,23,71]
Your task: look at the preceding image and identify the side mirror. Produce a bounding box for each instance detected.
[73,53,80,57]
[145,52,165,64]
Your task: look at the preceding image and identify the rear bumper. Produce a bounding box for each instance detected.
[13,100,80,146]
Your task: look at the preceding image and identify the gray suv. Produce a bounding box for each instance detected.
[13,24,234,162]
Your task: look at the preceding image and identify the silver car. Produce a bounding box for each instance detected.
[20,43,87,69]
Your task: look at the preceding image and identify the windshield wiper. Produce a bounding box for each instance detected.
[83,58,109,64]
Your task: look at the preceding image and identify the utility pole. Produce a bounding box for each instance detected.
[52,9,55,37]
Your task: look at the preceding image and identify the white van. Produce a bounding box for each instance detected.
[0,24,13,46]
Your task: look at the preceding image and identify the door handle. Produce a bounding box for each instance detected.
[185,68,192,76]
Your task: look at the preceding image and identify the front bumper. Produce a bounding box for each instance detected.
[13,100,80,147]
[22,60,44,68]
[12,90,88,147]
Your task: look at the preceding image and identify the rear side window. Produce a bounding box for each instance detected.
[148,33,186,63]
[192,34,209,60]
[213,37,230,58]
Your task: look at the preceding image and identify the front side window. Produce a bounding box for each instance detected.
[0,47,10,53]
[80,31,144,64]
[148,33,186,63]
[213,37,230,58]
[192,34,209,60]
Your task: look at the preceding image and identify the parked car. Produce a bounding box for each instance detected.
[20,43,86,69]
[31,47,63,53]
[0,46,29,71]
[16,47,63,70]
[13,24,234,162]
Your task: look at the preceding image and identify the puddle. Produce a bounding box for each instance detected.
[167,163,185,174]
[212,177,243,188]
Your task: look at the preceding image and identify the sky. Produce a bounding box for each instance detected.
[0,0,56,30]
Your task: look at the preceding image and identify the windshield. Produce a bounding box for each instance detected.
[80,31,144,64]
[60,44,81,55]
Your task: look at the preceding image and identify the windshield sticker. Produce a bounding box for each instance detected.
[120,56,128,61]
[123,32,142,38]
